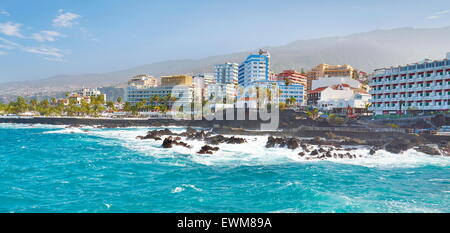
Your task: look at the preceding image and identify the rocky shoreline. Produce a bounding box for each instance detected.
[1,115,449,157]
[135,127,450,159]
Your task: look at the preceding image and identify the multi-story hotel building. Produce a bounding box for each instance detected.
[369,54,450,115]
[308,64,356,79]
[235,81,306,108]
[208,63,239,103]
[273,70,308,87]
[193,73,215,87]
[68,88,106,104]
[238,50,272,86]
[215,63,239,85]
[307,64,356,90]
[128,75,157,87]
[160,75,193,87]
[125,75,196,109]
[236,50,306,107]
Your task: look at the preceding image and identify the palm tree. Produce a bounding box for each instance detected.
[135,100,146,112]
[29,99,38,111]
[106,101,115,112]
[306,108,320,120]
[286,97,297,107]
[364,103,371,116]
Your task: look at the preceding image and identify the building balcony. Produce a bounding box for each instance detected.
[433,95,446,100]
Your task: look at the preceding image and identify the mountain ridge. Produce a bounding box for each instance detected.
[1,26,450,100]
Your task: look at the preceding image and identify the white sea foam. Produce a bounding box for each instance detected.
[171,187,185,193]
[171,184,202,193]
[181,184,203,192]
[45,126,450,169]
[43,127,87,134]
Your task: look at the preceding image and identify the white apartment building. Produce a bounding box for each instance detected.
[69,88,106,104]
[369,54,450,115]
[311,76,362,90]
[193,73,215,88]
[128,75,157,87]
[76,88,105,97]
[308,84,371,113]
[214,63,239,85]
[205,84,237,103]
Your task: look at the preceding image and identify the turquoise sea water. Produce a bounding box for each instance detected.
[0,123,449,213]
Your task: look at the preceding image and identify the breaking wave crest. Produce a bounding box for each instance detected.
[49,126,450,169]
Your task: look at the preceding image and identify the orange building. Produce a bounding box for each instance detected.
[273,70,308,88]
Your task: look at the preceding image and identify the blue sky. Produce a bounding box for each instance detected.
[0,0,449,83]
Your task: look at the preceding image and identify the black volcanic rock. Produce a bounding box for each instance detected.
[385,138,414,154]
[266,136,300,149]
[206,135,247,145]
[310,150,319,156]
[162,136,192,149]
[415,145,441,156]
[197,145,220,154]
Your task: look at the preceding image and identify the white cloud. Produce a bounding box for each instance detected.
[0,37,21,47]
[426,9,449,20]
[0,22,23,37]
[0,50,7,55]
[53,10,81,28]
[32,30,64,42]
[23,46,65,58]
[0,9,9,16]
[0,37,66,60]
[426,15,440,20]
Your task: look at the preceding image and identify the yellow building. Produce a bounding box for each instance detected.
[308,64,356,79]
[161,75,193,87]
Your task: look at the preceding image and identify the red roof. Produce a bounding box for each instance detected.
[308,87,328,94]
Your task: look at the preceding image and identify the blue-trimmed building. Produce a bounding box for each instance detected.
[238,49,272,86]
[236,50,306,107]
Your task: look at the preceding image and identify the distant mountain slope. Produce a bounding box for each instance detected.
[1,26,450,99]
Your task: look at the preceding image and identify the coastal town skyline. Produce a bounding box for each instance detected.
[1,0,450,83]
[1,0,450,217]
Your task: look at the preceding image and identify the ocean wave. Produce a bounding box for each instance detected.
[70,127,450,169]
[171,184,202,194]
[43,128,88,134]
[171,187,185,193]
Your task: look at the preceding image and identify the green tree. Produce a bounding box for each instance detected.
[0,102,6,113]
[286,97,297,106]
[29,99,39,111]
[8,96,29,114]
[116,96,122,103]
[306,108,320,120]
[106,101,115,111]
